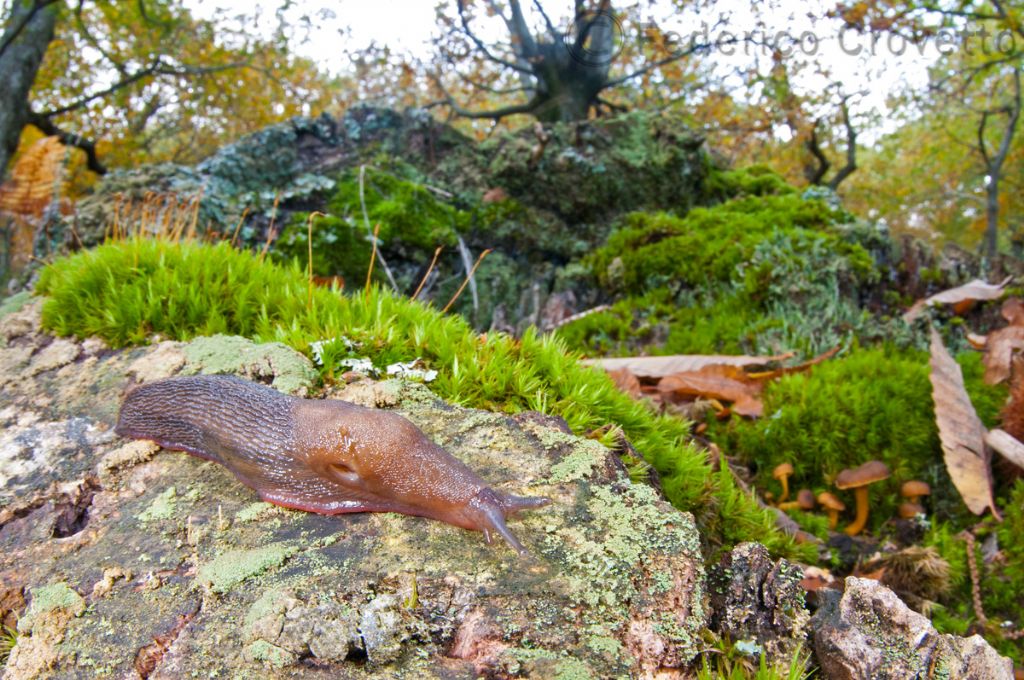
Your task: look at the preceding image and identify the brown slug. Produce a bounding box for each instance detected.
[115,375,549,554]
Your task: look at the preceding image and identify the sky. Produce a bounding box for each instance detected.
[184,0,941,137]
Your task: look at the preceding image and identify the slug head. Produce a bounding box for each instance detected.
[462,487,551,556]
[296,400,550,554]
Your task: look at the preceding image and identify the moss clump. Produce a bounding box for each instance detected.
[704,164,799,199]
[559,186,890,358]
[710,346,1007,530]
[36,237,805,558]
[273,167,460,285]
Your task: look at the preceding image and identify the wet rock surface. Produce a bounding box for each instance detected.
[810,577,1013,680]
[0,302,706,678]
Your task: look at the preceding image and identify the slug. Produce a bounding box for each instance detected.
[115,375,549,554]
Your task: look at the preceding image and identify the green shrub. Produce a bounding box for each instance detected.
[36,237,808,559]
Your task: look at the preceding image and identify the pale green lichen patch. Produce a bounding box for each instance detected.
[137,486,177,522]
[0,291,31,320]
[235,502,282,523]
[181,334,317,396]
[548,440,607,483]
[17,582,86,634]
[196,542,297,594]
[244,639,296,668]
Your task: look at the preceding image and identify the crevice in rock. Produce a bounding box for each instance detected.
[132,603,199,679]
[51,475,100,538]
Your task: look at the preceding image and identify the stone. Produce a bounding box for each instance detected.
[810,577,1013,680]
[0,319,706,678]
[708,542,810,668]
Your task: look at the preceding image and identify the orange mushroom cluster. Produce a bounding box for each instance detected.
[764,459,931,537]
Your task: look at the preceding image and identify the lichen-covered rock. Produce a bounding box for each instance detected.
[810,577,1013,680]
[0,317,706,678]
[707,542,809,668]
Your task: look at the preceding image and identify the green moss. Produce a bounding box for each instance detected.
[710,346,1008,531]
[559,188,891,359]
[273,167,461,284]
[196,542,297,594]
[137,486,178,523]
[705,165,797,200]
[36,237,803,558]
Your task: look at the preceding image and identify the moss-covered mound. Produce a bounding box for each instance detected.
[557,171,897,357]
[35,237,806,559]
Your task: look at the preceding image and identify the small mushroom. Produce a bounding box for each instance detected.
[898,501,925,519]
[900,480,930,506]
[835,460,891,536]
[772,462,795,504]
[779,488,816,511]
[817,491,845,529]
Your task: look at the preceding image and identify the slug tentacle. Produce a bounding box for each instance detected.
[115,375,549,554]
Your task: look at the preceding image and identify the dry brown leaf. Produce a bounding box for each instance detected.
[658,364,764,418]
[746,346,840,380]
[606,367,641,399]
[1001,298,1024,326]
[929,328,1000,518]
[903,277,1011,322]
[0,136,66,217]
[982,325,1024,384]
[584,353,792,379]
[983,429,1024,472]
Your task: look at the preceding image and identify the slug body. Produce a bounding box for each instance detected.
[115,375,548,554]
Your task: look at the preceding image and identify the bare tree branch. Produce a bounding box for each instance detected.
[829,94,858,190]
[26,110,106,174]
[456,0,532,74]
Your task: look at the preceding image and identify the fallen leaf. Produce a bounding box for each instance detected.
[982,325,1024,384]
[746,346,840,380]
[984,429,1024,472]
[607,367,641,399]
[1002,298,1024,326]
[658,364,764,417]
[584,352,792,379]
[903,277,1011,322]
[929,328,1000,518]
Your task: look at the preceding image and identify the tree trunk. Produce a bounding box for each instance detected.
[0,1,59,178]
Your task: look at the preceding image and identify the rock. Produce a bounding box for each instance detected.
[179,334,318,396]
[708,542,809,668]
[810,577,1013,680]
[0,320,707,678]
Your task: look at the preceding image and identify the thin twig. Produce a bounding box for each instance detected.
[442,249,492,314]
[358,165,399,291]
[229,207,250,246]
[306,211,326,311]
[365,222,381,299]
[960,529,987,627]
[412,247,444,301]
[258,192,281,263]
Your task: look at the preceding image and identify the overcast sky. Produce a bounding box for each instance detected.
[184,0,940,135]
